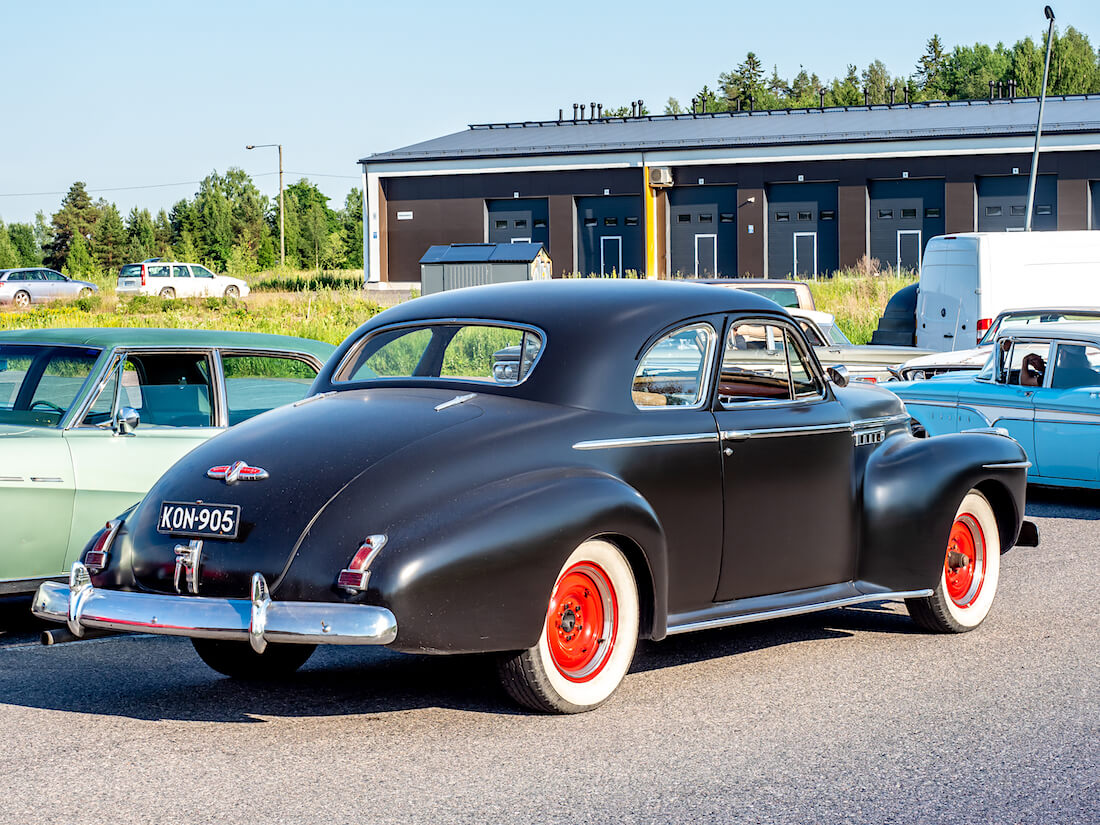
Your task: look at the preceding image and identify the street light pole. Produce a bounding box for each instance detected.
[1025,5,1056,232]
[246,143,285,267]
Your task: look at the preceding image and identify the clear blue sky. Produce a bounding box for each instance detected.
[2,0,1097,225]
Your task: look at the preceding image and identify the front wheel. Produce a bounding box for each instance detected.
[498,539,639,713]
[191,638,316,679]
[78,287,93,297]
[224,284,240,298]
[13,290,30,309]
[906,490,1000,632]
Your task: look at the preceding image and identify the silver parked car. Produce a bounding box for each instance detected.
[0,268,99,309]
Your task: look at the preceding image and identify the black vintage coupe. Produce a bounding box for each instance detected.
[35,281,1036,713]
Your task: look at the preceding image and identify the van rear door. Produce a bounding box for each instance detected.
[917,236,980,352]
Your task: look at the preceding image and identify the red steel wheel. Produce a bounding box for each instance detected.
[944,514,986,609]
[906,490,1000,633]
[498,539,639,713]
[546,562,619,682]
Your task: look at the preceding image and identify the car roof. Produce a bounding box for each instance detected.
[997,307,1100,316]
[0,327,334,359]
[996,321,1100,343]
[321,279,791,412]
[689,278,811,289]
[788,307,834,325]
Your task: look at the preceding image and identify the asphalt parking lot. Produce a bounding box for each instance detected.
[0,486,1096,825]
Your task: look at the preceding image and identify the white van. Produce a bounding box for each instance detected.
[916,231,1100,352]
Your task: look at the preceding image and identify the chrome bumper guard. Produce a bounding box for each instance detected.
[33,563,398,654]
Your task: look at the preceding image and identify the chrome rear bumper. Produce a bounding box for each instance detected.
[33,563,397,653]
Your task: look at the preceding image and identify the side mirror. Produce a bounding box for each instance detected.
[112,407,140,435]
[827,365,850,388]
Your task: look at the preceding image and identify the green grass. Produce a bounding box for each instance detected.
[809,271,917,344]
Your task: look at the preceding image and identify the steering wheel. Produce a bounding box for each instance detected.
[30,400,65,413]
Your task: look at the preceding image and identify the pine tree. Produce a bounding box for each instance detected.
[64,233,96,277]
[0,223,20,269]
[45,182,98,269]
[916,34,946,94]
[92,203,128,272]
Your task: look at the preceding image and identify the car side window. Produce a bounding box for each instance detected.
[796,319,826,347]
[148,264,170,279]
[1000,341,1050,387]
[173,265,192,278]
[632,323,716,409]
[1051,344,1100,389]
[117,353,214,427]
[720,321,794,404]
[221,353,319,425]
[42,271,65,281]
[192,265,215,279]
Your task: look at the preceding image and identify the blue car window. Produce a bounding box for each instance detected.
[1051,344,1100,389]
[634,323,716,409]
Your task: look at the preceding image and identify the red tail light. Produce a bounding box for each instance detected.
[977,317,992,333]
[856,376,878,383]
[140,264,147,286]
[84,519,123,574]
[337,534,389,591]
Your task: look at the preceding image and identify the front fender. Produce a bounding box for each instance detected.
[288,468,668,654]
[859,432,1028,592]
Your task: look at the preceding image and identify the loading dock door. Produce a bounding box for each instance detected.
[897,230,922,272]
[695,234,718,277]
[793,233,817,278]
[601,236,623,276]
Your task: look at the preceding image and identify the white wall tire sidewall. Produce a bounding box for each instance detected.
[942,491,1000,628]
[537,540,639,709]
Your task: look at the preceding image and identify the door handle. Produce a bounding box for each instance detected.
[720,430,750,442]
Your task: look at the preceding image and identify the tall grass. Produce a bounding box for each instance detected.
[809,271,917,344]
[0,292,384,346]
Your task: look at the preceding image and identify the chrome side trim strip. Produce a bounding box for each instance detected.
[0,476,24,482]
[982,460,1033,470]
[722,423,853,441]
[666,589,934,635]
[30,477,64,483]
[573,432,718,451]
[435,393,477,411]
[1035,410,1100,424]
[853,412,911,429]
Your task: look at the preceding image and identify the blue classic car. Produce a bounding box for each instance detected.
[891,323,1100,488]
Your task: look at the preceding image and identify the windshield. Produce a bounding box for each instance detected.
[818,320,852,346]
[336,322,545,386]
[0,344,102,427]
[979,310,1100,346]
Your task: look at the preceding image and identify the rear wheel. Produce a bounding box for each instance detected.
[906,490,1000,632]
[13,290,30,309]
[191,638,316,679]
[498,539,639,713]
[224,284,240,298]
[159,287,175,299]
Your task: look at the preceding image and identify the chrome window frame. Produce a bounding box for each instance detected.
[632,321,719,412]
[216,348,326,419]
[332,319,547,388]
[994,338,1055,388]
[718,317,828,410]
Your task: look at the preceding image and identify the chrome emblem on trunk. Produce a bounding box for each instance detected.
[207,461,269,484]
[174,540,204,594]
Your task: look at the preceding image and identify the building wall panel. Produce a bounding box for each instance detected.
[576,196,644,276]
[868,179,945,269]
[977,174,1057,231]
[767,183,839,277]
[667,186,738,278]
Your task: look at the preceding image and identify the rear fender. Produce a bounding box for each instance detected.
[859,432,1027,592]
[289,469,668,655]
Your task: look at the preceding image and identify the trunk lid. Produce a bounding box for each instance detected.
[124,387,483,597]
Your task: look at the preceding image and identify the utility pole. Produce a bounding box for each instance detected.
[1025,6,1056,232]
[246,143,285,266]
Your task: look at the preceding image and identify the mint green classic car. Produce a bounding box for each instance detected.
[0,328,334,595]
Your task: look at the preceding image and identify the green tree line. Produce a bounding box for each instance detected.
[663,25,1100,114]
[0,170,364,277]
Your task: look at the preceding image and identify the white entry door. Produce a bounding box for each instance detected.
[601,236,623,276]
[793,232,818,278]
[897,229,922,273]
[695,234,718,277]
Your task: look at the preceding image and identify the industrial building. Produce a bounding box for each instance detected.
[358,96,1100,282]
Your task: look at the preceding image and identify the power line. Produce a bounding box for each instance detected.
[0,170,358,198]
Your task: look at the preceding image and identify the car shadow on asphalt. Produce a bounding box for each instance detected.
[0,602,918,722]
[1025,485,1100,521]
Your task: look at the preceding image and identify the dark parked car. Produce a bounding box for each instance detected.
[0,268,98,308]
[35,281,1035,713]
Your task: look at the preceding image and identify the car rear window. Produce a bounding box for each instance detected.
[336,322,544,386]
[119,265,142,278]
[739,286,799,308]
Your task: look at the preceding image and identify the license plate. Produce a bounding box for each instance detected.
[157,501,241,539]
